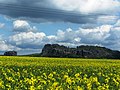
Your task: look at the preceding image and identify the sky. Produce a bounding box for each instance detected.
[0,0,120,55]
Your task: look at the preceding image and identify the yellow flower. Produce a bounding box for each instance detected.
[0,80,3,88]
[41,80,46,85]
[52,82,59,88]
[53,72,56,74]
[30,86,35,90]
[75,73,80,77]
[48,73,53,78]
[105,78,109,83]
[64,75,68,79]
[93,77,98,82]
[77,86,83,90]
[66,78,72,85]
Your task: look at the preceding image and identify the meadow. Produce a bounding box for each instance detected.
[0,56,120,90]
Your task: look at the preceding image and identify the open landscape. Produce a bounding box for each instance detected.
[0,56,120,90]
[0,0,120,90]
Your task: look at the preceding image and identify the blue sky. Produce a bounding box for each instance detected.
[0,0,120,55]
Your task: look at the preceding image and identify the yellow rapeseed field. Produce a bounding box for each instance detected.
[0,56,120,90]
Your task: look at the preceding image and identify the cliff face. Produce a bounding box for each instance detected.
[41,44,120,59]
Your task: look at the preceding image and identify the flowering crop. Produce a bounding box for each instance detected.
[0,56,120,90]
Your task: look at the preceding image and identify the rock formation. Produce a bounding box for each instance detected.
[4,51,17,56]
[41,44,120,59]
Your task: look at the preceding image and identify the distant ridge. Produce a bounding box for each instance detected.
[40,44,120,59]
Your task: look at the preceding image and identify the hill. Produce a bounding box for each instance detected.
[41,44,120,59]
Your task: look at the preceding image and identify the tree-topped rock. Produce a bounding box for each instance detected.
[41,44,120,59]
[4,51,17,56]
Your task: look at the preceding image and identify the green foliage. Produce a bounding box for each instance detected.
[0,56,120,90]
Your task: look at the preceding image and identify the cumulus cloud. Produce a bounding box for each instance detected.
[50,23,120,51]
[10,20,46,49]
[76,25,111,44]
[8,19,120,51]
[0,36,20,51]
[0,0,119,24]
[9,31,46,49]
[13,20,37,32]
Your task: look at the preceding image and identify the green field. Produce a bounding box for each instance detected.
[0,56,120,90]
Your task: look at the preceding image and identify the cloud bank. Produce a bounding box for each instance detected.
[52,0,120,14]
[0,36,20,51]
[6,20,120,54]
[0,0,119,24]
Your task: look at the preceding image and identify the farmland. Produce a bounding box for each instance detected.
[0,56,120,90]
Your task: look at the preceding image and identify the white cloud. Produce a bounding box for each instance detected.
[9,31,46,48]
[11,20,47,48]
[8,19,120,53]
[10,24,112,49]
[0,36,20,51]
[13,20,36,32]
[97,16,118,24]
[74,37,81,43]
[51,0,120,14]
[54,21,120,50]
[56,28,76,42]
[55,25,111,45]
